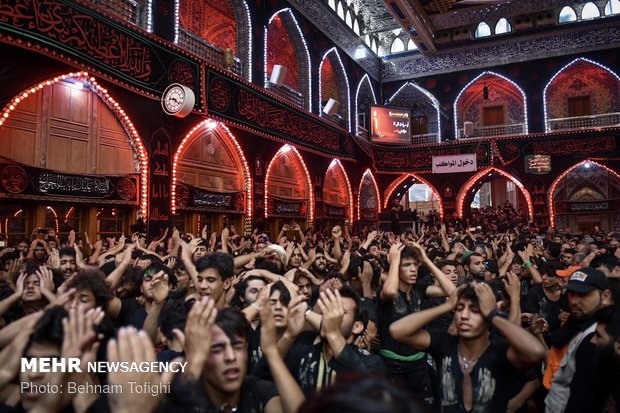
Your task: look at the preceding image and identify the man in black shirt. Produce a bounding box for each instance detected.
[377,242,456,404]
[391,283,547,412]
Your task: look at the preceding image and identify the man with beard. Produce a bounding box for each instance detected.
[458,251,485,285]
[546,267,612,413]
[523,261,564,337]
[591,305,620,411]
[57,247,78,281]
[305,248,328,280]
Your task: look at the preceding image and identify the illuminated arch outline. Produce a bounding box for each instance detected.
[264,145,314,224]
[319,47,351,132]
[171,119,253,231]
[543,57,620,132]
[0,71,149,216]
[325,159,354,223]
[354,74,377,135]
[357,169,381,221]
[264,8,312,111]
[547,159,620,228]
[453,71,528,140]
[383,173,444,219]
[386,81,442,142]
[456,167,533,220]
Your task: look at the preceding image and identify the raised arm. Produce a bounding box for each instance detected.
[380,243,404,301]
[474,283,547,370]
[411,242,456,298]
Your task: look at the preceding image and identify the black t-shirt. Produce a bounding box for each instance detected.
[166,374,278,413]
[377,283,430,358]
[427,330,517,413]
[115,298,147,329]
[523,285,562,332]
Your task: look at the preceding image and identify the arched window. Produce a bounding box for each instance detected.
[345,10,353,27]
[475,22,492,38]
[559,6,577,23]
[337,2,345,19]
[328,0,336,10]
[372,38,379,54]
[605,0,620,15]
[407,38,417,50]
[495,18,511,34]
[353,18,361,35]
[365,34,371,47]
[581,2,601,19]
[391,37,405,54]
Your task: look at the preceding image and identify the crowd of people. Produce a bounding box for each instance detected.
[0,212,619,413]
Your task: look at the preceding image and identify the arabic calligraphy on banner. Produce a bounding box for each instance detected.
[432,154,477,174]
[175,183,245,213]
[267,197,308,218]
[525,155,551,174]
[206,69,353,158]
[0,0,201,102]
[557,200,619,213]
[0,160,138,203]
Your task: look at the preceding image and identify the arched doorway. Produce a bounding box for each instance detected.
[265,8,312,110]
[456,167,533,224]
[171,120,251,235]
[0,72,147,242]
[357,169,381,227]
[385,82,441,143]
[383,173,443,231]
[543,57,620,132]
[454,71,527,139]
[264,145,313,237]
[548,160,620,233]
[322,159,353,229]
[319,47,351,131]
[354,74,377,137]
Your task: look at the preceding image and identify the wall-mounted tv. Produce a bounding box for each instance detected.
[370,105,411,145]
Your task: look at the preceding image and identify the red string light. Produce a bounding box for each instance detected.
[357,169,381,221]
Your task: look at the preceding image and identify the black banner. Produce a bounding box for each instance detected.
[268,197,308,218]
[175,183,245,213]
[206,69,354,159]
[360,208,378,220]
[0,160,138,203]
[325,204,346,218]
[557,200,620,213]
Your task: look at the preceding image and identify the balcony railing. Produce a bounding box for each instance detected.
[265,83,305,109]
[411,133,439,145]
[458,123,526,139]
[546,112,620,132]
[177,29,243,77]
[87,0,149,30]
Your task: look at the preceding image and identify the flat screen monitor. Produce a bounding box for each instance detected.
[370,105,411,145]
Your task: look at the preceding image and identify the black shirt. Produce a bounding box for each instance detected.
[165,374,278,413]
[115,298,147,329]
[427,330,517,413]
[377,283,430,358]
[523,285,562,332]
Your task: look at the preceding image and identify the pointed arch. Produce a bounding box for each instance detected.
[547,160,620,228]
[358,169,381,221]
[265,145,314,224]
[264,8,312,110]
[543,57,620,132]
[456,167,533,219]
[454,71,528,139]
[0,71,149,215]
[324,159,354,222]
[354,74,378,135]
[383,173,443,219]
[319,47,351,132]
[386,82,441,142]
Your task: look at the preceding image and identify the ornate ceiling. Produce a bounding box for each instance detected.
[289,0,620,82]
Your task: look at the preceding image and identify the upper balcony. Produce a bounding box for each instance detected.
[546,112,620,132]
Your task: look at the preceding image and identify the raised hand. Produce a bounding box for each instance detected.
[387,242,404,265]
[151,271,170,305]
[184,297,217,379]
[316,289,346,355]
[107,328,174,413]
[473,282,498,318]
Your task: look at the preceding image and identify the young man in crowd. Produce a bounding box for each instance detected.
[390,283,547,412]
